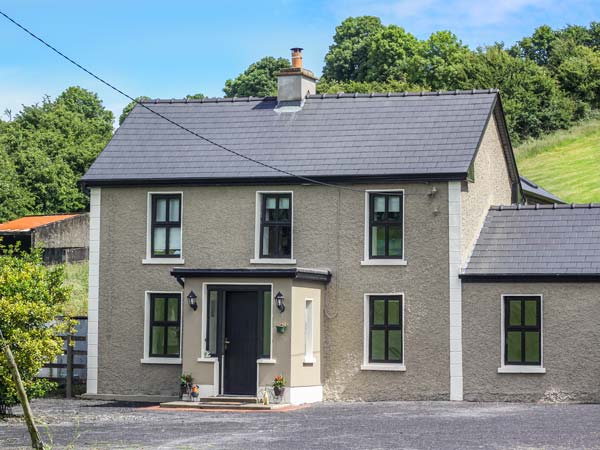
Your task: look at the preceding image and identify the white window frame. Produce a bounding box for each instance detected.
[251,190,296,264]
[142,191,185,265]
[498,294,545,374]
[304,298,315,364]
[141,290,183,364]
[361,189,407,266]
[361,293,406,371]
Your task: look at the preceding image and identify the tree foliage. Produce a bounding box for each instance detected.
[119,96,151,125]
[223,57,290,97]
[322,16,385,81]
[0,87,114,222]
[0,246,74,407]
[458,46,575,141]
[318,18,600,143]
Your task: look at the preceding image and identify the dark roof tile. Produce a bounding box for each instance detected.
[82,91,498,183]
[463,204,600,276]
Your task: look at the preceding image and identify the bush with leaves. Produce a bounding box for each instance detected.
[0,246,74,408]
[223,57,290,98]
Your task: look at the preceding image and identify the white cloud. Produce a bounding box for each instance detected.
[329,0,551,27]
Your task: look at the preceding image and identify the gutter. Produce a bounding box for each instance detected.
[459,273,600,282]
[79,172,468,190]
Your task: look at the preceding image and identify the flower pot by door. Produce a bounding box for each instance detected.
[273,386,285,397]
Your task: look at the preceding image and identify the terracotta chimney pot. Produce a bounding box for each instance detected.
[291,48,303,69]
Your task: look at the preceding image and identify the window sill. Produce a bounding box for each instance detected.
[498,366,546,374]
[141,358,182,365]
[197,357,218,363]
[257,358,277,364]
[142,258,184,265]
[303,357,316,365]
[361,259,407,266]
[361,363,406,372]
[250,258,296,265]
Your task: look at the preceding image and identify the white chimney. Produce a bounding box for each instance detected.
[276,48,317,104]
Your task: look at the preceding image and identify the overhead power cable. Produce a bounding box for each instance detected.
[0,10,439,197]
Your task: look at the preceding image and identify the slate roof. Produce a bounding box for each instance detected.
[81,90,502,185]
[520,176,564,204]
[0,214,78,233]
[463,204,600,278]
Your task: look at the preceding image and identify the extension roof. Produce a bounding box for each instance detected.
[0,214,78,233]
[81,89,518,186]
[462,204,600,280]
[520,176,564,204]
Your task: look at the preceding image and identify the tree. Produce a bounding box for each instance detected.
[317,78,420,95]
[185,93,206,100]
[511,25,557,66]
[0,87,114,216]
[223,57,290,97]
[0,146,34,222]
[420,31,471,90]
[119,96,151,125]
[362,25,422,83]
[553,42,600,108]
[322,16,385,81]
[0,246,73,408]
[459,45,575,143]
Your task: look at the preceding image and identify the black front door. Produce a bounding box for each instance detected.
[223,290,259,395]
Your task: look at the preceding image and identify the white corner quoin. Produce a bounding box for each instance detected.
[86,187,101,395]
[448,181,463,401]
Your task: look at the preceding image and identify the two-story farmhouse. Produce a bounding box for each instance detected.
[81,49,600,404]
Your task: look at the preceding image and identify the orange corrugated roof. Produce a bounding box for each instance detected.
[0,214,78,232]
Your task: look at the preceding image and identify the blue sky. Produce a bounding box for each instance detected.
[1,0,599,123]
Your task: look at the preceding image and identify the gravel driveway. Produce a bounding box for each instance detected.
[1,398,600,449]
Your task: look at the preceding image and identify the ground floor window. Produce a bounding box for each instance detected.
[367,294,403,364]
[148,293,181,358]
[503,295,542,366]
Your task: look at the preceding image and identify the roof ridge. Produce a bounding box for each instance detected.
[308,89,499,99]
[139,89,500,105]
[140,96,277,104]
[491,203,600,211]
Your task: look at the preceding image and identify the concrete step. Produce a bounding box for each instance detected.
[159,400,288,411]
[199,396,258,404]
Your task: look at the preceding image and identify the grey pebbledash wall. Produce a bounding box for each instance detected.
[462,282,600,402]
[95,181,451,400]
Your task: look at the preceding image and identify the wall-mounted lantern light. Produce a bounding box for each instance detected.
[275,291,285,313]
[187,290,198,311]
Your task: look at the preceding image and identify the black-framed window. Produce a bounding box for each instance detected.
[149,293,181,357]
[151,194,181,258]
[369,192,403,259]
[368,295,403,363]
[504,296,541,366]
[205,287,271,359]
[260,193,292,259]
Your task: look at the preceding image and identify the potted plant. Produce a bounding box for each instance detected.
[276,322,288,334]
[273,375,286,398]
[180,373,193,400]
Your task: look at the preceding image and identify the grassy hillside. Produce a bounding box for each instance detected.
[63,261,88,317]
[515,119,600,203]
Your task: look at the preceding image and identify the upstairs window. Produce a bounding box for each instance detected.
[151,194,181,258]
[369,192,403,259]
[260,193,292,259]
[504,296,542,366]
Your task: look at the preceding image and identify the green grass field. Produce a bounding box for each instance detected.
[515,118,600,203]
